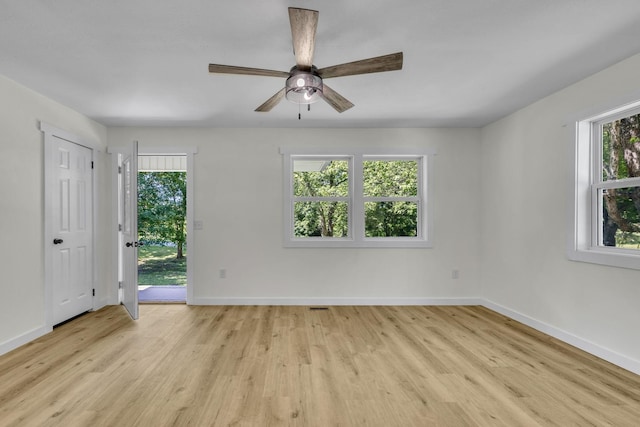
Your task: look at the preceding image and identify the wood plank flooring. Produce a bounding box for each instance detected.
[1,305,639,426]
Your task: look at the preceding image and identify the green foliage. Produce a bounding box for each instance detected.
[294,201,349,237]
[294,160,349,197]
[363,160,417,197]
[138,245,186,286]
[365,201,418,237]
[138,172,187,258]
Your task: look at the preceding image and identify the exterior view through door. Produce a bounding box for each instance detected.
[137,155,187,303]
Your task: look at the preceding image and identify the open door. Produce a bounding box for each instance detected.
[121,141,139,319]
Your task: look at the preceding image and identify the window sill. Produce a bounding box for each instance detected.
[568,247,640,270]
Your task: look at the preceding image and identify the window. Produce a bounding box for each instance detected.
[570,99,640,269]
[282,148,434,247]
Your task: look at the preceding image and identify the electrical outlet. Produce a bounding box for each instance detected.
[452,269,459,279]
[219,269,226,279]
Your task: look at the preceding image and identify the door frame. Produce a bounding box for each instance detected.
[109,145,196,307]
[41,122,99,328]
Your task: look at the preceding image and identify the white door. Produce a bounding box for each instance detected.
[51,137,94,325]
[121,141,139,319]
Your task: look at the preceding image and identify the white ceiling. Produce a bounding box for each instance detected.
[2,0,640,128]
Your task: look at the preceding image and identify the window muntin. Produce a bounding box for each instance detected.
[284,150,432,248]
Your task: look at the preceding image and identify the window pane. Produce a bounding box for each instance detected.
[363,160,418,197]
[365,201,417,237]
[293,160,349,197]
[600,186,640,249]
[601,113,640,181]
[294,201,348,237]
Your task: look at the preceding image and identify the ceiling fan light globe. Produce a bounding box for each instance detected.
[285,71,323,105]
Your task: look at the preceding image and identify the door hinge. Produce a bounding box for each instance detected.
[91,161,94,169]
[118,281,123,289]
[92,288,95,297]
[118,166,122,174]
[118,224,123,232]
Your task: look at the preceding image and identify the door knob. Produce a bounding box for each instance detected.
[125,242,134,247]
[53,238,63,244]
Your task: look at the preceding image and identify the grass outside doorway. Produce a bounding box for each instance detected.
[138,245,187,286]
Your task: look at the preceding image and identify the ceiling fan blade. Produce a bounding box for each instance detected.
[289,7,318,71]
[209,64,289,78]
[320,84,354,113]
[255,88,286,112]
[318,52,403,79]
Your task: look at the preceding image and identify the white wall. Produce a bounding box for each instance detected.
[480,53,640,372]
[0,75,109,353]
[108,127,482,304]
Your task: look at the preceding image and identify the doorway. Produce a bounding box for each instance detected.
[137,155,187,303]
[113,146,195,314]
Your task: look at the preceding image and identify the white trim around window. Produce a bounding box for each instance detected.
[568,97,640,270]
[281,147,435,248]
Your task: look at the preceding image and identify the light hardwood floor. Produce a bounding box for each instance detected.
[1,305,639,426]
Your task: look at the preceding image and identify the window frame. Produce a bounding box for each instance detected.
[569,98,640,269]
[282,147,434,248]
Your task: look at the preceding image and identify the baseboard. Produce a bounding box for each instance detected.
[0,325,52,357]
[192,297,484,306]
[482,299,640,376]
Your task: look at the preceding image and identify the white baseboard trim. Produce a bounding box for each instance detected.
[482,299,640,376]
[192,297,484,306]
[0,325,52,357]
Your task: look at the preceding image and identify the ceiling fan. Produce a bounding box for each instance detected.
[208,7,403,114]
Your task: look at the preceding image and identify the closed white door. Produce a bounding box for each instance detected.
[51,137,94,325]
[121,141,139,319]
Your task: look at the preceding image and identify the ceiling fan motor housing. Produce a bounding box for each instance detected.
[285,66,323,104]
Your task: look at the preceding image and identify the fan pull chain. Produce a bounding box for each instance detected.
[297,104,311,120]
